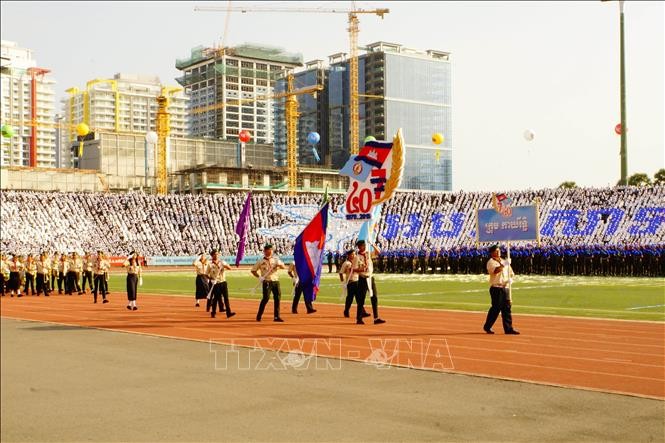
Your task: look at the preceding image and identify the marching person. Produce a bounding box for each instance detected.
[58,254,69,294]
[207,250,236,319]
[66,252,83,295]
[356,240,386,324]
[251,244,286,322]
[81,252,95,294]
[483,245,520,335]
[124,251,142,311]
[93,251,110,304]
[35,252,51,297]
[23,254,36,296]
[288,262,316,314]
[8,255,23,297]
[192,252,210,309]
[50,253,60,294]
[339,249,364,324]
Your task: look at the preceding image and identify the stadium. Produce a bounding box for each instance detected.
[2,2,664,443]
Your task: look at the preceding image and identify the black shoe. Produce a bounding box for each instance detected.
[362,312,371,318]
[195,302,200,307]
[103,299,109,304]
[373,318,386,325]
[94,300,97,304]
[343,311,350,318]
[256,316,262,322]
[211,312,216,318]
[274,318,284,322]
[307,309,317,314]
[206,308,210,312]
[45,294,49,297]
[483,327,495,334]
[226,312,236,318]
[356,319,365,325]
[505,330,520,335]
[127,305,132,310]
[220,306,226,312]
[132,307,138,311]
[18,294,23,297]
[292,309,298,314]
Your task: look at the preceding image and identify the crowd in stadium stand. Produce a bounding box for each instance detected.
[1,185,663,277]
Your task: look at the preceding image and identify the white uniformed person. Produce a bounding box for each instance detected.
[207,250,236,319]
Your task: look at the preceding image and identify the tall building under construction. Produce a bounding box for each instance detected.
[175,43,303,145]
[274,41,452,191]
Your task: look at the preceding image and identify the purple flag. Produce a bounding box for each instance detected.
[235,192,251,267]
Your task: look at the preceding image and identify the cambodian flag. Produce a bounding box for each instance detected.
[234,191,251,267]
[294,202,329,302]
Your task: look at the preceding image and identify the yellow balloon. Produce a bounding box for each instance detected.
[432,133,444,145]
[76,123,90,137]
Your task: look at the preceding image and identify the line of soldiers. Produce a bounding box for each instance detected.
[363,245,663,277]
[0,252,111,302]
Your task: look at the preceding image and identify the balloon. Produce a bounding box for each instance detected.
[307,131,320,145]
[238,130,251,143]
[312,147,321,162]
[431,133,444,145]
[364,135,376,143]
[1,125,14,138]
[76,123,90,137]
[614,123,622,135]
[523,129,535,141]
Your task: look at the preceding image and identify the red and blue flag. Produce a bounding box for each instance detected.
[293,202,329,302]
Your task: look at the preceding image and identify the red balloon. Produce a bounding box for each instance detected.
[614,123,622,135]
[239,130,251,143]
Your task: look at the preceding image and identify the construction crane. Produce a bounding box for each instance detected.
[194,4,389,155]
[155,86,183,195]
[191,73,322,196]
[25,67,51,167]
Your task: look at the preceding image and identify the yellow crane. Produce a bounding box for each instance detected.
[191,73,322,196]
[194,4,389,155]
[156,86,183,195]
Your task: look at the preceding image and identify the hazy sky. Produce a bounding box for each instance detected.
[1,1,663,192]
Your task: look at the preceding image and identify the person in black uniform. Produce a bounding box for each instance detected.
[483,245,520,335]
[124,251,142,311]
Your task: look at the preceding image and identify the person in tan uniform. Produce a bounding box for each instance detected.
[124,251,142,311]
[288,262,316,314]
[81,252,95,294]
[483,245,520,335]
[251,244,286,322]
[356,240,386,325]
[50,253,60,294]
[207,250,236,319]
[23,254,37,296]
[193,253,211,309]
[35,252,51,297]
[1,253,10,296]
[93,252,111,304]
[57,254,68,294]
[339,249,365,324]
[66,252,83,295]
[8,255,24,297]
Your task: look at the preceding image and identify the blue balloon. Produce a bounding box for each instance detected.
[307,131,320,145]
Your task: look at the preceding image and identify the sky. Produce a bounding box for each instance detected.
[1,1,663,192]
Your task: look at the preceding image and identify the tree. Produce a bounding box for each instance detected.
[654,168,665,185]
[627,173,652,187]
[558,181,577,189]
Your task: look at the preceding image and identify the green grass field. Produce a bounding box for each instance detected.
[104,271,665,322]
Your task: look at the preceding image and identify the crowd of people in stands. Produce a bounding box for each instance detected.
[1,185,663,277]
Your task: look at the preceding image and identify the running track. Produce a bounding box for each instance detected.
[1,293,663,399]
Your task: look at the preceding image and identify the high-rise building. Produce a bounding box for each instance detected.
[63,73,189,167]
[275,41,452,191]
[0,40,57,168]
[175,43,303,144]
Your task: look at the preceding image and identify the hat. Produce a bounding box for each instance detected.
[488,244,500,254]
[346,249,356,256]
[355,239,366,246]
[263,243,273,250]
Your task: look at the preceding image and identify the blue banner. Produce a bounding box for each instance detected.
[477,205,539,243]
[148,255,295,266]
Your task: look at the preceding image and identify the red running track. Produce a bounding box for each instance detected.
[1,293,663,399]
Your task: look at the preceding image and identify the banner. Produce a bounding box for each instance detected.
[339,129,404,222]
[477,205,539,243]
[147,255,296,267]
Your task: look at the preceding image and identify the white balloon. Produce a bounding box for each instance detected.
[523,129,535,141]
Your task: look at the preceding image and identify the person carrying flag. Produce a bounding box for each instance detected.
[356,240,386,325]
[288,262,316,314]
[251,244,286,322]
[339,249,365,324]
[207,250,236,319]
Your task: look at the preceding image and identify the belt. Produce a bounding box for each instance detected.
[491,285,506,288]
